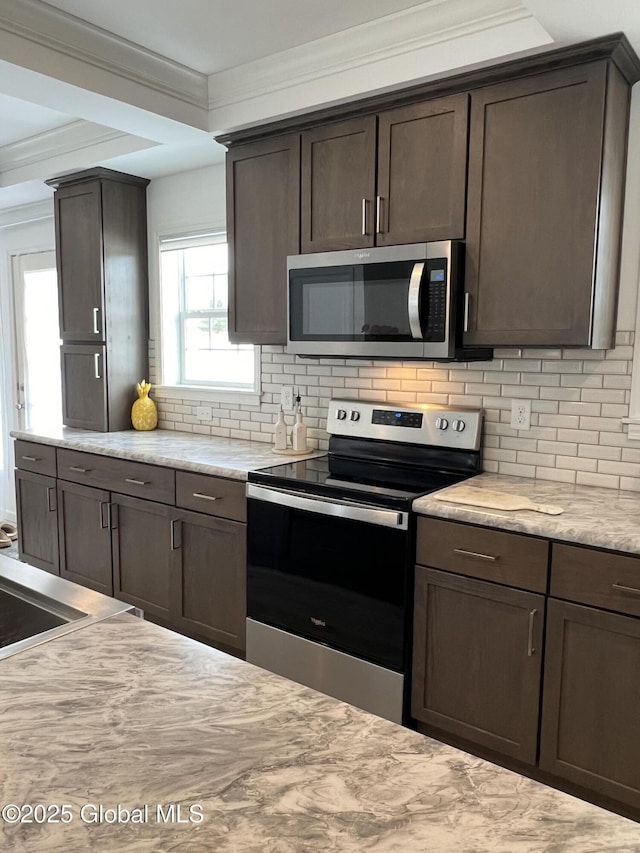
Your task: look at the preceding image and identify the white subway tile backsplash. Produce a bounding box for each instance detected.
[603,375,632,389]
[556,455,598,472]
[576,471,620,489]
[535,466,576,484]
[152,333,640,492]
[558,428,599,445]
[498,462,537,477]
[578,444,622,461]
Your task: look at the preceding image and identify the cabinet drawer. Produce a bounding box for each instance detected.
[551,543,640,618]
[176,471,246,522]
[14,440,56,477]
[57,449,175,505]
[417,517,548,593]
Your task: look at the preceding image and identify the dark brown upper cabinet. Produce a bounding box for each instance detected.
[301,116,377,252]
[226,135,300,345]
[46,168,149,431]
[301,95,468,253]
[464,61,628,348]
[376,97,468,246]
[219,35,640,348]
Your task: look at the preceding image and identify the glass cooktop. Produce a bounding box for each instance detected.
[248,454,467,510]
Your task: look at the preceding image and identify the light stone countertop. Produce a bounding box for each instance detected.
[10,426,325,480]
[2,611,640,852]
[414,472,640,554]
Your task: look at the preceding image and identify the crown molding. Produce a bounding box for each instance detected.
[207,0,535,110]
[0,198,52,228]
[0,120,157,185]
[0,0,208,109]
[0,121,126,171]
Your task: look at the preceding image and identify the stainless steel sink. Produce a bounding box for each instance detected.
[0,554,135,660]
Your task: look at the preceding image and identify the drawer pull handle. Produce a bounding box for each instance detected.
[21,455,40,462]
[193,492,220,502]
[612,583,640,597]
[93,307,100,335]
[99,501,110,529]
[527,609,537,657]
[94,353,101,379]
[69,465,89,473]
[453,548,498,562]
[46,487,56,513]
[125,478,149,486]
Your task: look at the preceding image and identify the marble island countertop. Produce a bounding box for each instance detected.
[414,472,640,554]
[10,425,325,480]
[3,611,640,852]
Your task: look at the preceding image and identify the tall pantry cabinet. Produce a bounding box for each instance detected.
[46,168,150,431]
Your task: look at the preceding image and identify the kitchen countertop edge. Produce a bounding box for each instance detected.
[413,472,640,555]
[10,427,325,480]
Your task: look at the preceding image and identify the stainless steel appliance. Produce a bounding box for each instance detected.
[0,555,134,660]
[246,398,483,724]
[287,241,491,361]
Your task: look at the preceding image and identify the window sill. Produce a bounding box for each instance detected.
[153,385,262,407]
[622,418,640,441]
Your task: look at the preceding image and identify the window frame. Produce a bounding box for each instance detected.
[154,229,261,405]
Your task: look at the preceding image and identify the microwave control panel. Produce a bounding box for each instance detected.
[423,259,447,342]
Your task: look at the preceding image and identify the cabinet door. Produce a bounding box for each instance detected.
[174,509,246,651]
[55,180,104,342]
[301,117,376,252]
[15,470,59,575]
[60,344,108,431]
[412,566,545,764]
[540,599,640,811]
[57,480,112,595]
[111,494,180,621]
[464,63,607,346]
[376,95,468,246]
[227,135,300,344]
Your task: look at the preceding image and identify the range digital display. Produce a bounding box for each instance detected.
[372,409,423,428]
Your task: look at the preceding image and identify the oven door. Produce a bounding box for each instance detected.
[246,484,412,672]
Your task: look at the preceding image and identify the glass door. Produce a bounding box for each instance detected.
[12,251,62,432]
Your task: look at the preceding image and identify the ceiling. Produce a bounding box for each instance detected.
[0,0,639,213]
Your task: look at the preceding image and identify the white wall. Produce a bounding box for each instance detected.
[0,209,55,520]
[146,162,226,382]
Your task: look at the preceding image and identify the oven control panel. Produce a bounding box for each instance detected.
[327,399,482,450]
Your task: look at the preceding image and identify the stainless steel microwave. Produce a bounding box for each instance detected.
[287,241,472,360]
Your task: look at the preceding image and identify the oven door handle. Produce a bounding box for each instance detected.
[246,483,409,530]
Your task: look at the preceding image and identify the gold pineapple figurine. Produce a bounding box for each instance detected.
[131,380,158,431]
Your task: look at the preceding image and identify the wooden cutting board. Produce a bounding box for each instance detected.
[434,486,564,515]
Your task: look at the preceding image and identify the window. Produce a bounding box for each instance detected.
[158,232,259,398]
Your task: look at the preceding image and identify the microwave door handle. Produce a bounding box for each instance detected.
[408,262,425,339]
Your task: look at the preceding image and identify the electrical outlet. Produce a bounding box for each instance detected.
[280,385,294,411]
[195,405,212,421]
[510,399,531,431]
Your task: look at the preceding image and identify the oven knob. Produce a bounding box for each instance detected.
[435,417,449,430]
[350,410,360,422]
[452,419,466,432]
[336,409,347,420]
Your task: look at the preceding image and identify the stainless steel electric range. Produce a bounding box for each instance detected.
[246,398,483,724]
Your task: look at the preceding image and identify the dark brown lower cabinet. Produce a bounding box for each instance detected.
[110,494,247,652]
[15,469,59,575]
[57,480,112,596]
[412,566,545,764]
[111,494,179,621]
[173,509,246,652]
[540,598,640,811]
[60,344,108,431]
